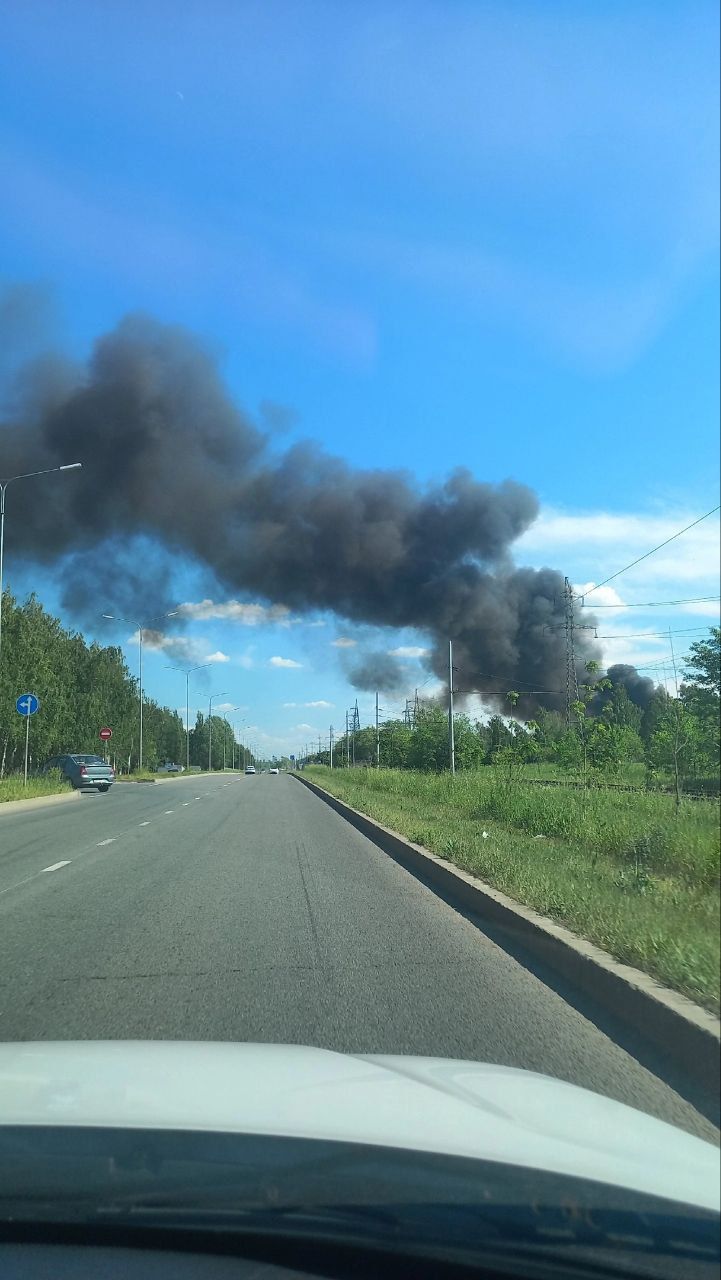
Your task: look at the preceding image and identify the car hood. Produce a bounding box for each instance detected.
[0,1041,717,1212]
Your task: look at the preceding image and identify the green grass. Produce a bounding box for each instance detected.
[0,774,70,803]
[303,766,721,1013]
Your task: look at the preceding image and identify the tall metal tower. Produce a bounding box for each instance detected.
[563,576,581,728]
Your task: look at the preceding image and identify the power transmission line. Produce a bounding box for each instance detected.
[581,505,720,599]
[596,627,712,640]
[584,596,720,608]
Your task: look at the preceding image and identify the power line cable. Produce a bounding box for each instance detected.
[585,596,720,608]
[581,505,720,600]
[596,627,712,640]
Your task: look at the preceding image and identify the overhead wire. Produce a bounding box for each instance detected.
[583,596,720,608]
[581,505,720,599]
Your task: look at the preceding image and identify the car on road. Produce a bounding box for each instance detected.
[244,765,256,775]
[269,767,280,775]
[155,762,184,773]
[42,754,115,792]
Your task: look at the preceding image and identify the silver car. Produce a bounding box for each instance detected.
[43,754,115,792]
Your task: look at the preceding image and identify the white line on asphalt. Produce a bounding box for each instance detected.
[182,802,190,807]
[164,810,173,815]
[41,861,71,874]
[194,796,201,800]
[139,821,150,827]
[97,838,115,847]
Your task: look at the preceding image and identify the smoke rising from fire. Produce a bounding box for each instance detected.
[0,301,615,714]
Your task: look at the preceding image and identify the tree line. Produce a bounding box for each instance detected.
[0,590,256,775]
[309,629,720,793]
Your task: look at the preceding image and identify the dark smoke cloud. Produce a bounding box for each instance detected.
[345,650,407,694]
[590,663,657,713]
[1,300,610,715]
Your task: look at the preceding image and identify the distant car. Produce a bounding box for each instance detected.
[269,767,280,775]
[42,754,114,793]
[156,762,184,773]
[244,765,256,775]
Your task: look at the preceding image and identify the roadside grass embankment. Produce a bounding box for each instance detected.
[304,766,720,1013]
[0,775,69,804]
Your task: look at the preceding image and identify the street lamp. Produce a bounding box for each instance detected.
[208,692,228,772]
[102,610,178,770]
[224,708,245,771]
[0,463,82,671]
[165,663,211,771]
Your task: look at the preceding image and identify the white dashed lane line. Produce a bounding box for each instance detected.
[164,810,173,815]
[139,821,151,827]
[41,861,71,874]
[182,802,190,807]
[97,838,115,847]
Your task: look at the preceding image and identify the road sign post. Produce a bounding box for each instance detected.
[99,726,112,763]
[16,692,40,786]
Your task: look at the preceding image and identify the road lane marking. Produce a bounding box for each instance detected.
[194,796,201,800]
[182,802,190,806]
[164,810,173,814]
[97,838,115,847]
[41,861,71,874]
[139,821,150,827]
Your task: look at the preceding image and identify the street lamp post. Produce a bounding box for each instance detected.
[0,464,82,672]
[165,663,211,771]
[102,610,177,771]
[208,692,228,772]
[225,708,246,772]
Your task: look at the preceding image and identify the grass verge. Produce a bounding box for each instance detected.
[0,775,70,804]
[303,766,720,1013]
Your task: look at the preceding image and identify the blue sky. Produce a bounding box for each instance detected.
[1,1,719,757]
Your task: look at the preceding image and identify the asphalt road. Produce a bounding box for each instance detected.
[0,773,716,1142]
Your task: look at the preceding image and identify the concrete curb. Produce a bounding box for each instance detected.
[0,788,80,817]
[295,773,720,1109]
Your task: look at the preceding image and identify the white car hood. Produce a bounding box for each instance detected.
[0,1041,717,1213]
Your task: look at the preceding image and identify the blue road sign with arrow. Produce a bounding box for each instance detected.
[16,692,39,716]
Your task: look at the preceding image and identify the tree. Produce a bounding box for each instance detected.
[680,628,720,777]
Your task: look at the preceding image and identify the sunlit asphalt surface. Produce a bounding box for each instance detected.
[0,772,716,1142]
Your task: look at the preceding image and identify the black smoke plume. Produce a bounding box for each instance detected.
[1,304,612,715]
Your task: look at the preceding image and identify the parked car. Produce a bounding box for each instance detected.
[42,754,115,792]
[156,762,184,773]
[244,765,256,775]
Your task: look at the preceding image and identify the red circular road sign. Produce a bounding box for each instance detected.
[99,727,113,740]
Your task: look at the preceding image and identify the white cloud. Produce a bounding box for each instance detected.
[177,599,293,626]
[269,656,303,669]
[283,700,333,709]
[332,637,357,648]
[294,723,315,732]
[205,651,230,664]
[388,645,430,658]
[517,508,720,587]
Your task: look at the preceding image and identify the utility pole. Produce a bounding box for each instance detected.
[561,579,593,726]
[352,700,359,766]
[329,724,334,769]
[345,709,350,767]
[448,638,456,776]
[563,577,580,729]
[375,691,380,768]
